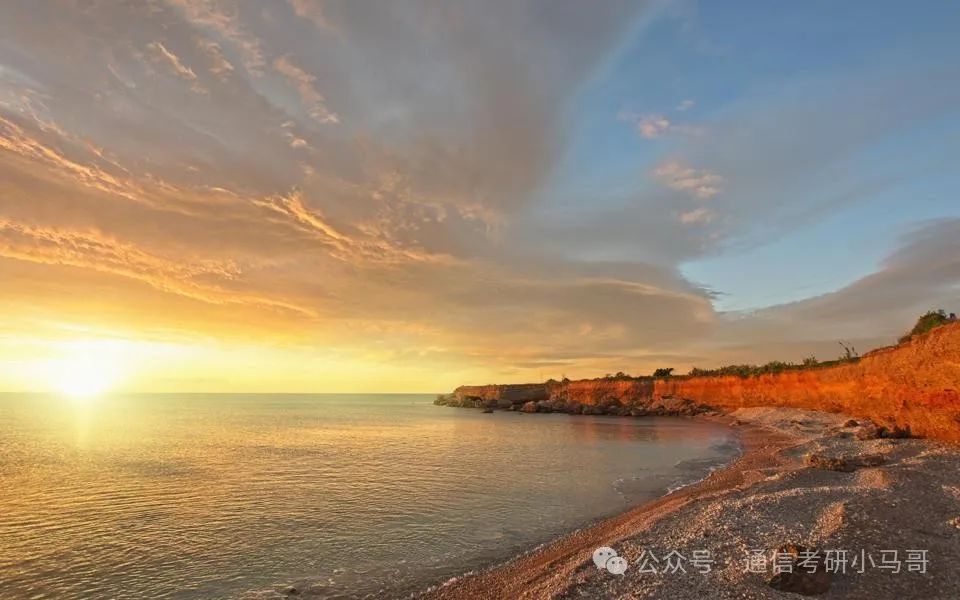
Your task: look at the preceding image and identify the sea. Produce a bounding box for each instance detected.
[0,393,739,599]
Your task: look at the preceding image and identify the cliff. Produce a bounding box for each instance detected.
[441,322,960,443]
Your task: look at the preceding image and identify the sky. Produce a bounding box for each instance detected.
[0,0,958,393]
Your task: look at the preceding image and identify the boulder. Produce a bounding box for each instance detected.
[520,401,538,413]
[842,419,859,427]
[767,544,831,595]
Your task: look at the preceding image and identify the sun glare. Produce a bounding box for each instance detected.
[56,357,117,399]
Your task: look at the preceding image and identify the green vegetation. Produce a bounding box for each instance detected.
[564,310,957,384]
[686,345,859,379]
[898,309,957,344]
[601,371,634,380]
[688,361,811,378]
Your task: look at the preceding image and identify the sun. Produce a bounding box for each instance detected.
[55,355,118,399]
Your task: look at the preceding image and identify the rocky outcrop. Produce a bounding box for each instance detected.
[439,322,960,443]
[435,384,710,418]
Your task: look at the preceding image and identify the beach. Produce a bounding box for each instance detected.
[422,407,960,599]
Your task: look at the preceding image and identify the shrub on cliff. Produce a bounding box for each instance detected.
[838,342,859,363]
[600,371,634,380]
[899,309,956,344]
[652,368,674,378]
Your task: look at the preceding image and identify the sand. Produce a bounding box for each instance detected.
[420,408,960,599]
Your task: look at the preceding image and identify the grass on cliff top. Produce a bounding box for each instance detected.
[898,309,957,344]
[551,309,957,383]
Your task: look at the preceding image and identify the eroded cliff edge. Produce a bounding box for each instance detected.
[437,322,960,443]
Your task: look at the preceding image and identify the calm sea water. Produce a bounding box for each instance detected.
[0,394,737,599]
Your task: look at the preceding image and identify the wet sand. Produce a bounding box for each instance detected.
[420,408,960,599]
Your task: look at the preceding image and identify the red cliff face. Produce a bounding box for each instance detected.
[453,322,960,443]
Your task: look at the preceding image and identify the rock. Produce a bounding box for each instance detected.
[496,398,513,409]
[520,401,538,413]
[843,419,859,427]
[806,454,856,472]
[461,395,483,408]
[285,586,299,596]
[767,544,831,595]
[535,400,553,413]
[482,407,494,413]
[857,452,886,467]
[855,424,881,440]
[629,407,649,417]
[806,452,886,472]
[881,425,912,439]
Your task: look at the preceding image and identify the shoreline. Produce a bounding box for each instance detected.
[419,408,960,599]
[420,414,794,599]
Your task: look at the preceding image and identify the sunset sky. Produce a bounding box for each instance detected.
[1,1,959,393]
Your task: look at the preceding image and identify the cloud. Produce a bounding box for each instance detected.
[194,38,235,80]
[679,207,715,225]
[288,0,331,29]
[638,114,671,138]
[3,1,953,387]
[618,110,671,138]
[653,161,724,199]
[148,42,198,82]
[676,99,695,111]
[690,218,960,367]
[273,55,339,124]
[163,0,266,74]
[0,218,314,316]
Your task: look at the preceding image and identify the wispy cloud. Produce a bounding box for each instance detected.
[288,0,332,29]
[653,161,724,199]
[679,207,715,225]
[146,41,208,95]
[2,1,952,386]
[273,55,339,124]
[618,110,671,138]
[164,0,266,74]
[194,38,234,81]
